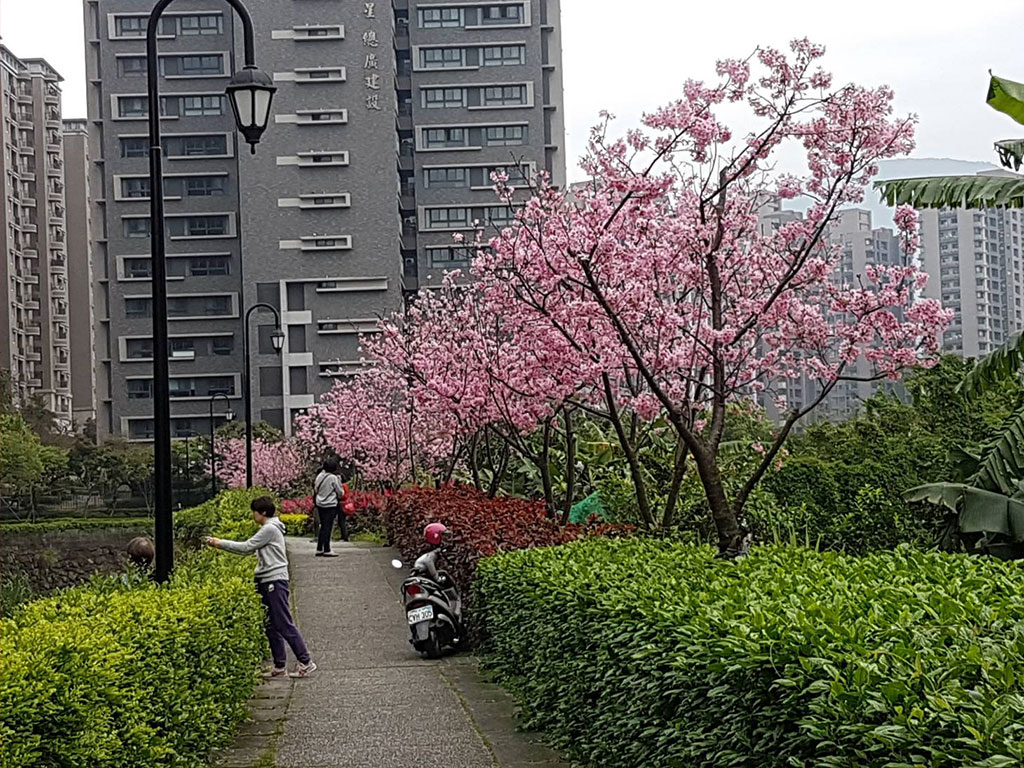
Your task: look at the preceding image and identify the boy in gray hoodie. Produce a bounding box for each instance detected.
[206,496,316,678]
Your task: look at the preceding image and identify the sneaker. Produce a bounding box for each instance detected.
[290,661,317,678]
[315,551,324,557]
[263,666,287,679]
[322,551,339,558]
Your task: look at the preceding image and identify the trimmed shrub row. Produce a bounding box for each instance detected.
[0,489,269,768]
[475,539,1024,768]
[385,485,631,624]
[0,516,153,535]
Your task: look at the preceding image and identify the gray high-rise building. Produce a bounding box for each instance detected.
[63,118,98,431]
[916,176,1024,358]
[0,46,72,425]
[84,0,564,441]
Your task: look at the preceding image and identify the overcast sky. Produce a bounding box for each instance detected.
[3,0,1024,183]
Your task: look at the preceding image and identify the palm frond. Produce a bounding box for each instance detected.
[996,138,1024,171]
[874,174,1024,209]
[958,331,1024,398]
[988,74,1024,126]
[968,403,1024,496]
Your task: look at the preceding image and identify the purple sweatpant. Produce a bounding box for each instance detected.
[256,580,310,668]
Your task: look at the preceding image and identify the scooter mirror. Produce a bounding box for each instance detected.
[391,559,403,569]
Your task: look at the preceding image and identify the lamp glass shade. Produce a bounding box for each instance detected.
[271,329,285,352]
[225,409,235,422]
[226,67,276,152]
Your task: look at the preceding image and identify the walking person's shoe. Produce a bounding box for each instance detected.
[290,661,317,678]
[322,551,339,557]
[263,666,288,679]
[315,549,324,556]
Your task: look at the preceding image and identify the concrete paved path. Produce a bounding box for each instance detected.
[214,537,570,768]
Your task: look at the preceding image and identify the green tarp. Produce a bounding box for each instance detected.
[569,491,605,524]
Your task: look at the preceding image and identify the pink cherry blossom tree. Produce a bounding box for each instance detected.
[470,39,951,554]
[214,437,306,493]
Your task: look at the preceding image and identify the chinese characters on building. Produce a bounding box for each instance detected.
[361,4,381,111]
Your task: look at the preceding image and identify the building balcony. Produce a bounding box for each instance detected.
[397,112,412,131]
[25,325,41,336]
[400,230,417,250]
[400,191,415,211]
[396,74,411,92]
[402,274,419,292]
[25,300,40,310]
[395,31,410,50]
[26,351,42,362]
[398,153,414,172]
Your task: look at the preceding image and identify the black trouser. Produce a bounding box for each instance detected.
[316,505,347,551]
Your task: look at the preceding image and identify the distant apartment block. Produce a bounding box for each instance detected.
[757,202,905,421]
[84,0,565,440]
[0,46,72,424]
[916,176,1024,358]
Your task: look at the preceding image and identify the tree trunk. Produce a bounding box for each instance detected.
[560,407,576,525]
[691,444,744,554]
[469,434,482,491]
[661,437,689,528]
[601,374,655,528]
[487,441,509,498]
[539,418,555,516]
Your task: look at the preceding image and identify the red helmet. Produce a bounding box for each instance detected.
[424,522,448,546]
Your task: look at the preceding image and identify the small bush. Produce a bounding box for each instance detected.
[476,539,1024,768]
[0,490,268,768]
[0,516,153,535]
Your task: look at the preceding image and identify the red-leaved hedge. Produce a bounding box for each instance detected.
[385,485,632,627]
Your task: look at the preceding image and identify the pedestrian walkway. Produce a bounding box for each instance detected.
[214,537,570,768]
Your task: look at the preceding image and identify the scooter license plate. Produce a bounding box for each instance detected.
[407,606,434,624]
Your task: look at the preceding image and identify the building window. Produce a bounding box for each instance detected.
[421,47,465,69]
[426,208,469,229]
[118,97,149,118]
[425,167,468,189]
[482,85,526,106]
[182,95,224,116]
[124,218,151,238]
[179,135,227,156]
[211,337,234,355]
[125,298,151,317]
[423,88,465,108]
[424,127,467,148]
[481,4,522,24]
[179,14,223,35]
[486,205,516,226]
[482,45,525,66]
[485,125,526,146]
[129,420,155,440]
[189,257,230,275]
[154,55,225,77]
[118,57,147,77]
[121,178,151,198]
[120,137,149,158]
[115,16,146,37]
[427,245,474,268]
[313,238,338,247]
[183,215,228,237]
[185,176,226,196]
[123,258,152,278]
[127,380,153,399]
[419,7,463,27]
[126,338,155,358]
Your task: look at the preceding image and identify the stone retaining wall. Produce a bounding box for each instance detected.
[1,525,151,593]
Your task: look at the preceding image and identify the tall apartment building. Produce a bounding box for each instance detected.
[63,118,98,431]
[757,203,904,421]
[84,0,565,441]
[917,175,1024,358]
[0,46,72,425]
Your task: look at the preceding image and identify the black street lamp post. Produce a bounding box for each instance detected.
[242,303,285,487]
[208,393,235,498]
[147,0,275,583]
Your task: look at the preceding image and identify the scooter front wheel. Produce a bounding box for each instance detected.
[420,632,443,659]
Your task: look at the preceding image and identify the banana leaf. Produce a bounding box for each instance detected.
[874,174,1024,209]
[970,403,1024,495]
[996,138,1024,171]
[958,331,1024,398]
[905,482,1024,540]
[988,74,1024,127]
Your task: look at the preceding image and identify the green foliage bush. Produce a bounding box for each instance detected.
[476,538,1024,768]
[0,489,269,768]
[0,516,153,535]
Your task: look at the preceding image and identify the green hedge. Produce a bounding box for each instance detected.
[0,489,270,768]
[475,539,1024,768]
[0,516,153,535]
